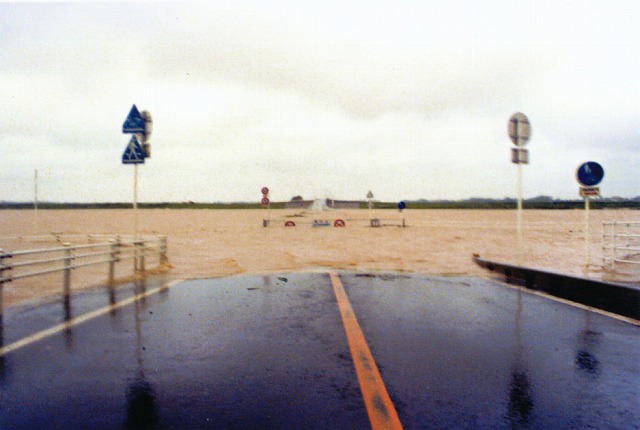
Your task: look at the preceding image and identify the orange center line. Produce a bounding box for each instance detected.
[329,271,403,430]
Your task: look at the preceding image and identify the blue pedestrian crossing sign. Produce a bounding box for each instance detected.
[122,104,146,134]
[122,135,146,164]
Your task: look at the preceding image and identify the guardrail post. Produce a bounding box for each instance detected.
[611,221,617,270]
[0,249,8,316]
[133,239,138,272]
[63,242,72,297]
[108,239,118,285]
[140,240,146,273]
[623,222,630,249]
[602,222,607,267]
[160,236,168,264]
[134,240,144,273]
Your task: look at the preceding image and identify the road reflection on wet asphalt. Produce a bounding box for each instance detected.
[0,272,638,429]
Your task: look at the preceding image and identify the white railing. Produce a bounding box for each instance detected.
[3,232,156,244]
[0,235,168,313]
[602,221,640,269]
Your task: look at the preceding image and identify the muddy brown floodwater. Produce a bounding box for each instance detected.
[0,208,638,307]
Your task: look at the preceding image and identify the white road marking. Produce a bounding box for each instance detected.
[0,279,184,356]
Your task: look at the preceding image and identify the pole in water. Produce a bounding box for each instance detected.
[508,112,531,265]
[584,196,590,267]
[575,161,604,269]
[134,164,139,240]
[34,169,39,235]
[517,161,523,263]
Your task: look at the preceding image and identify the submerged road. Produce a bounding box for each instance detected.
[0,272,638,429]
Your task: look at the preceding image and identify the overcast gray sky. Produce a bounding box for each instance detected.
[1,1,638,203]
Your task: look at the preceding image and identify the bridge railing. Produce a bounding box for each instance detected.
[0,235,167,314]
[602,221,640,269]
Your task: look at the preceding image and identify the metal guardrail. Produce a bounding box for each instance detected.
[602,221,640,269]
[369,218,406,228]
[0,236,168,313]
[3,232,156,244]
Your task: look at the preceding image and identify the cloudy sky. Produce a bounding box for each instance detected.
[1,1,638,203]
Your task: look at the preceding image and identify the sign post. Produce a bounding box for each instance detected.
[261,187,270,227]
[576,161,604,267]
[508,112,531,263]
[34,169,39,234]
[134,164,139,238]
[122,105,151,242]
[397,201,406,228]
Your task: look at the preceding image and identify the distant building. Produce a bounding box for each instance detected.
[284,199,360,209]
[329,200,360,209]
[285,199,313,209]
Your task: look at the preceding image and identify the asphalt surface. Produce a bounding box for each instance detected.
[0,272,638,429]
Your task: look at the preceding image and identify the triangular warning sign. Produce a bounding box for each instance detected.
[122,104,146,134]
[122,135,146,164]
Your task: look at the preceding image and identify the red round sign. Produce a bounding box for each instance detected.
[261,197,270,206]
[261,187,269,195]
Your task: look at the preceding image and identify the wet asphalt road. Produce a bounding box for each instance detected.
[0,272,638,429]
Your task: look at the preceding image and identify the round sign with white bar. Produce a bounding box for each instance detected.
[576,162,604,187]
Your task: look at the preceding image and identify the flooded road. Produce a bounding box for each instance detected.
[0,272,638,429]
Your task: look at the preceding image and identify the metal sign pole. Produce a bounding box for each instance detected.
[261,187,270,227]
[34,169,39,235]
[122,105,150,241]
[584,195,590,267]
[517,160,523,261]
[576,162,604,270]
[509,113,530,264]
[134,164,139,240]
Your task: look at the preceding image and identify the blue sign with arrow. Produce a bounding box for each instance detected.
[122,104,146,134]
[576,161,604,187]
[122,135,146,164]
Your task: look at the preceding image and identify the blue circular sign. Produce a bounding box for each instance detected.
[576,162,604,186]
[398,201,406,210]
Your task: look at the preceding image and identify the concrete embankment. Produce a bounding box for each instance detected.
[473,255,640,320]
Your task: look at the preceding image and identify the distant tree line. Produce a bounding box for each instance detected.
[2,197,639,210]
